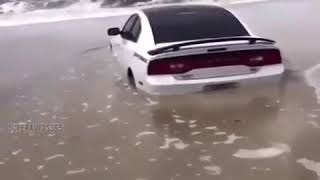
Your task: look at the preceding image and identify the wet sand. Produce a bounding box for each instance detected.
[0,0,320,180]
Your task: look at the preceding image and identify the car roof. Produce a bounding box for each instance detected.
[140,5,249,44]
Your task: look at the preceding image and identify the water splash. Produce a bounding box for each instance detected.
[233,143,291,159]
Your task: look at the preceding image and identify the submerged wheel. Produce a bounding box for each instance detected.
[127,68,136,89]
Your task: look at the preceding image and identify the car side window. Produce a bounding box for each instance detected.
[130,17,141,42]
[122,14,138,40]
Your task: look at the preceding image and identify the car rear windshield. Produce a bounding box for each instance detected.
[143,5,250,44]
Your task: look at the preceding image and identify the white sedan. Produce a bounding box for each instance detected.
[108,4,284,95]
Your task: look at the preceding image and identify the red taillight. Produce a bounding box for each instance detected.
[148,61,192,75]
[148,49,282,75]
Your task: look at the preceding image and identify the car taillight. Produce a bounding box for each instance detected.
[247,49,282,66]
[148,60,192,75]
[148,49,282,75]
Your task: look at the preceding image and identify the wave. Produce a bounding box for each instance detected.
[0,0,268,26]
[305,64,320,104]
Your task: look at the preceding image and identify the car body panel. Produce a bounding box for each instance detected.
[143,64,284,95]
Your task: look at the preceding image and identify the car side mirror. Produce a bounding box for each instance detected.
[108,27,121,36]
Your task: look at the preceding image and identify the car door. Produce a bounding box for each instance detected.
[120,15,145,86]
[115,14,138,74]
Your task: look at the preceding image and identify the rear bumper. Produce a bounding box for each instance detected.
[141,64,285,95]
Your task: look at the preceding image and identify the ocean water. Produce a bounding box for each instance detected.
[0,0,267,26]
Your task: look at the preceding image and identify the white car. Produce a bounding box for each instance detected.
[108,4,284,95]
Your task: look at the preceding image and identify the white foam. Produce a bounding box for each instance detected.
[42,175,49,179]
[189,124,197,128]
[160,137,189,150]
[103,146,114,150]
[203,165,222,175]
[56,141,65,145]
[189,120,197,124]
[136,131,156,138]
[233,143,291,159]
[308,113,319,118]
[307,121,320,128]
[23,158,31,162]
[37,165,45,170]
[297,158,320,177]
[175,119,186,123]
[204,126,218,130]
[191,131,201,136]
[193,141,203,145]
[305,64,320,104]
[109,117,119,123]
[172,114,181,118]
[81,102,89,112]
[213,134,244,145]
[148,158,158,162]
[12,149,22,156]
[0,1,31,14]
[215,131,227,135]
[45,154,65,160]
[17,121,27,125]
[229,0,267,5]
[0,0,132,26]
[199,155,212,162]
[60,116,69,120]
[250,166,257,170]
[86,123,100,128]
[0,0,274,27]
[135,141,142,146]
[40,112,49,116]
[173,140,189,150]
[107,156,114,160]
[107,94,113,99]
[66,168,86,175]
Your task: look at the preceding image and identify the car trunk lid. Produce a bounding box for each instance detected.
[147,43,282,80]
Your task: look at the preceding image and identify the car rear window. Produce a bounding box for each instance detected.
[143,5,250,44]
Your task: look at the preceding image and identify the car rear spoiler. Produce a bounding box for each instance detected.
[148,36,276,55]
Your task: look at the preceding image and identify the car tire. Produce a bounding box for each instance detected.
[109,43,113,52]
[127,68,136,89]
